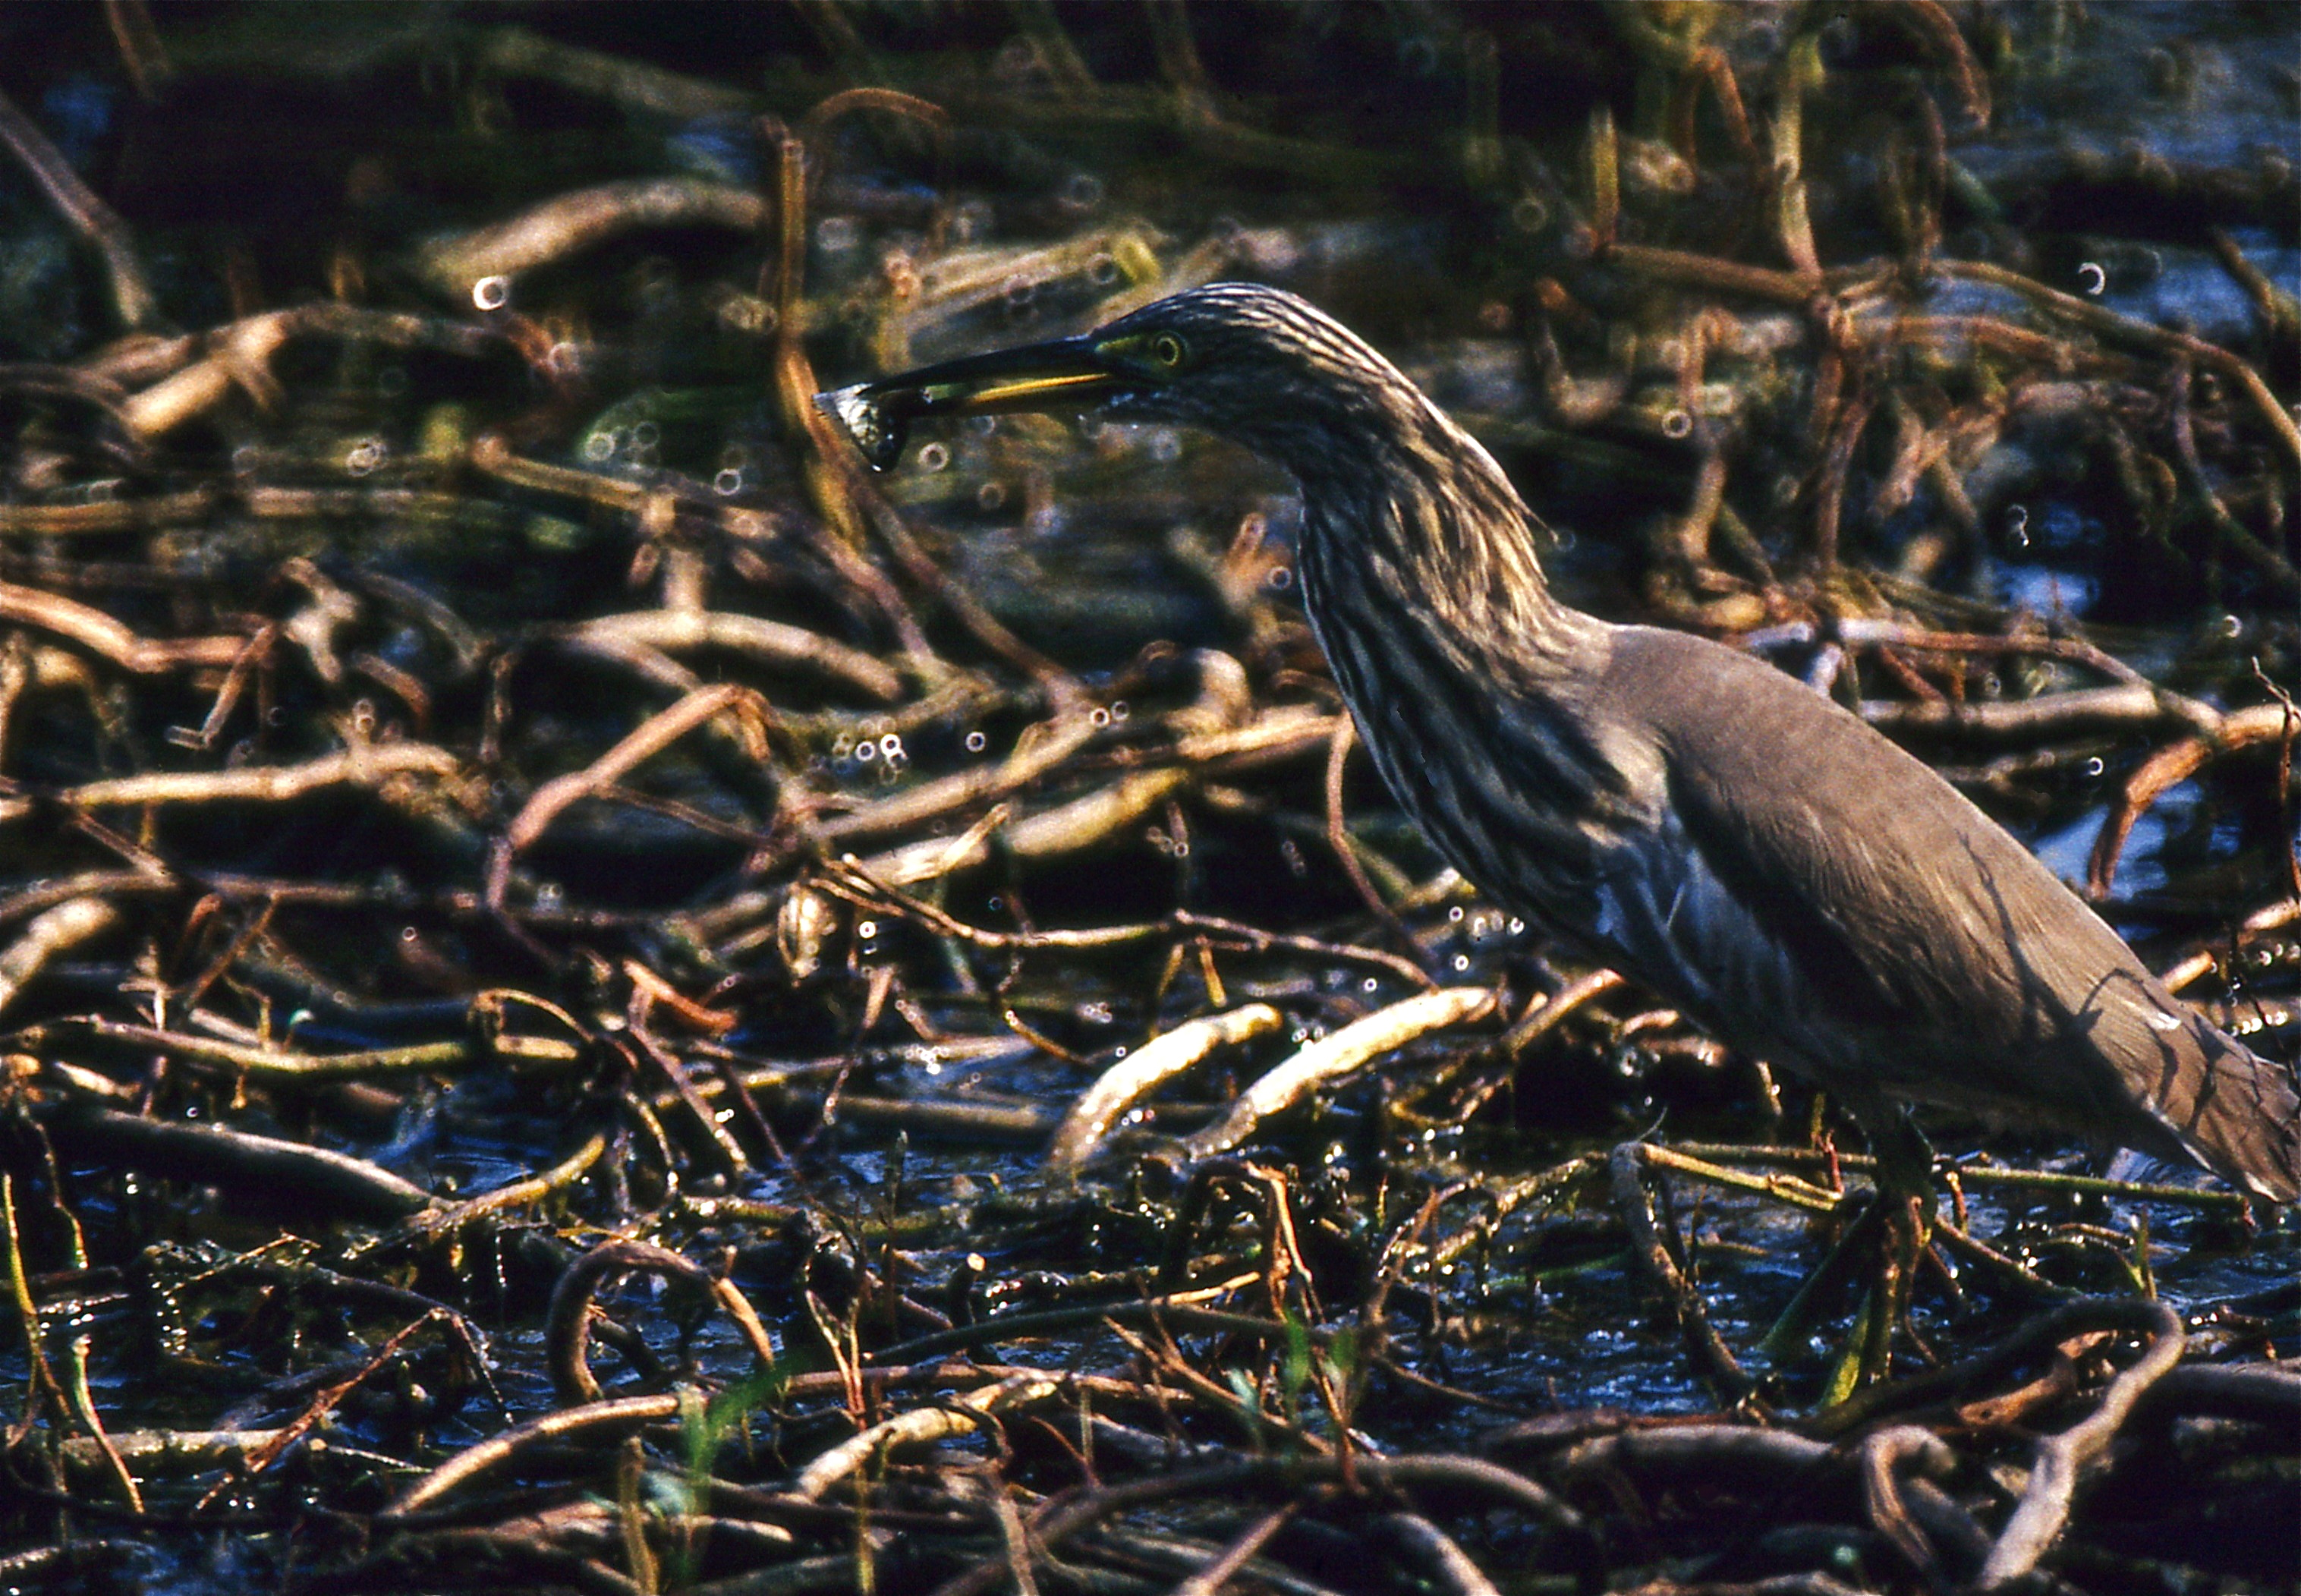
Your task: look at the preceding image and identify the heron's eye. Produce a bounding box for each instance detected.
[1150,332,1188,369]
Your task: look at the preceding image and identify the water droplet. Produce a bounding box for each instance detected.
[917,441,950,471]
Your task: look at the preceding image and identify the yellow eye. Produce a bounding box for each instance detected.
[1150,332,1187,368]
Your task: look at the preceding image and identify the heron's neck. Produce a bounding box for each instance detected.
[1289,395,1604,675]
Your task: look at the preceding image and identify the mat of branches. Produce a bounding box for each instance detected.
[0,3,2296,1594]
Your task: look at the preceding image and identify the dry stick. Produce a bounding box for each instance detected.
[1890,0,1991,124]
[386,1392,683,1518]
[2158,896,2301,994]
[119,304,493,439]
[1379,1513,1503,1596]
[1812,390,1875,571]
[1503,968,1624,1055]
[1941,259,2301,472]
[1324,716,1420,956]
[34,1017,471,1081]
[505,684,768,857]
[557,610,901,702]
[858,767,1189,889]
[1182,987,1497,1159]
[397,1130,609,1241]
[1808,1295,2168,1439]
[38,1103,435,1223]
[1043,1003,1285,1177]
[0,488,216,537]
[546,1239,777,1406]
[0,581,244,675]
[1859,1424,1961,1580]
[197,1309,442,1512]
[1608,1144,1755,1399]
[0,87,159,330]
[2169,360,2300,596]
[2089,702,2296,897]
[414,178,770,297]
[62,743,468,811]
[1978,1299,2185,1588]
[1770,33,1824,281]
[0,897,118,1018]
[795,1371,1060,1501]
[1166,1502,1298,1596]
[1858,683,2197,739]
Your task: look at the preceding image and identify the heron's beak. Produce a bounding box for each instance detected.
[814,335,1125,471]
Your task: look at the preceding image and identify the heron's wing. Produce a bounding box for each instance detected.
[1586,626,2299,1199]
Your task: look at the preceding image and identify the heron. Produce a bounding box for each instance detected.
[816,282,2301,1224]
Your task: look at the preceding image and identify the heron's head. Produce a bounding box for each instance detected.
[817,282,1428,474]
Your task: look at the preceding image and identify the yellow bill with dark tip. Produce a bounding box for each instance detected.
[814,334,1123,471]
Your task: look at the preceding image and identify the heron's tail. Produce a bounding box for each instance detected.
[2155,1022,2301,1204]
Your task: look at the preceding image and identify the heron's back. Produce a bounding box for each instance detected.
[1581,626,2300,1199]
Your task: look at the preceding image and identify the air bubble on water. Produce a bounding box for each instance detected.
[1362,978,1378,992]
[918,442,950,471]
[880,734,904,759]
[1091,708,1110,728]
[855,741,877,762]
[472,275,510,310]
[1453,955,1471,971]
[714,467,744,496]
[977,482,1008,511]
[1660,409,1693,439]
[2084,757,2104,777]
[965,731,988,753]
[1110,701,1129,722]
[583,432,614,462]
[858,921,877,940]
[1267,568,1292,590]
[1449,906,1465,922]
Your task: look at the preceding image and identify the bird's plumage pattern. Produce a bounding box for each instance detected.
[829,282,2301,1200]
